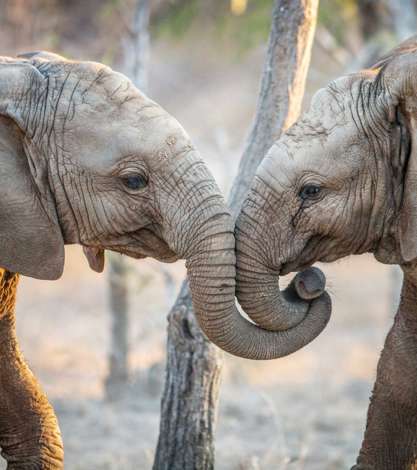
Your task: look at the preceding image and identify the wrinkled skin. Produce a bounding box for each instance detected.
[236,36,417,469]
[0,269,63,469]
[0,51,332,466]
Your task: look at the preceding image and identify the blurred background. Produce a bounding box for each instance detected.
[0,0,413,468]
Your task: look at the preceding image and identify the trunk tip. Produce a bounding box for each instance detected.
[293,266,326,301]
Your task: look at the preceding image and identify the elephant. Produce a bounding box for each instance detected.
[0,51,331,467]
[235,36,417,469]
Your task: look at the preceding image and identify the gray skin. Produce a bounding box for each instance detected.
[0,51,331,467]
[236,36,417,469]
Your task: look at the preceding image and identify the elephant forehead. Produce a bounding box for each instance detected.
[66,112,193,172]
[123,112,194,164]
[282,115,359,157]
[260,130,362,188]
[281,87,364,168]
[301,75,375,133]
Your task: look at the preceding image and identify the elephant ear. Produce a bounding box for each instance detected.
[398,115,417,262]
[374,41,417,262]
[0,60,64,280]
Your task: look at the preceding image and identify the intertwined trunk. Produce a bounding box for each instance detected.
[154,0,319,467]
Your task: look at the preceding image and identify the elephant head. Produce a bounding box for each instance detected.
[0,51,330,360]
[235,36,417,342]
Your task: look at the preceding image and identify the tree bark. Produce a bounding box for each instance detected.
[105,0,151,401]
[153,1,318,468]
[105,253,130,400]
[122,0,151,91]
[152,283,222,470]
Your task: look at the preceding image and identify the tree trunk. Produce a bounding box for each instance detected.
[105,253,130,400]
[123,0,151,92]
[152,283,222,470]
[105,0,151,401]
[153,1,318,468]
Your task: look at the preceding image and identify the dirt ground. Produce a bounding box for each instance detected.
[1,37,403,469]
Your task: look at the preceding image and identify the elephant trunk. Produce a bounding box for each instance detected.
[233,189,331,341]
[185,210,331,360]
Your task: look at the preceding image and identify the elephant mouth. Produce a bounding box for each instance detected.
[280,235,332,275]
[113,228,179,263]
[280,239,319,275]
[116,246,178,263]
[83,226,179,273]
[280,260,313,276]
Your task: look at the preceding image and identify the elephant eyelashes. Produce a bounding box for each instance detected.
[123,174,148,190]
[299,184,321,200]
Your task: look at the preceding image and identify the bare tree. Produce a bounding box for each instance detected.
[153,1,319,468]
[122,0,151,92]
[105,0,151,401]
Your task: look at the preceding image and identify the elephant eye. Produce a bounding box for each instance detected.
[123,174,148,190]
[299,184,321,200]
